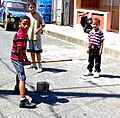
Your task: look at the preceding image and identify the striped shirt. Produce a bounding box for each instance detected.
[88,28,104,48]
[11,28,28,60]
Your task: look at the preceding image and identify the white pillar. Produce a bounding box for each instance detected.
[119,0,120,35]
[73,0,76,26]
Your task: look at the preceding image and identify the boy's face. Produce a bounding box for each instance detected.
[19,19,30,32]
[92,20,100,30]
[28,4,36,14]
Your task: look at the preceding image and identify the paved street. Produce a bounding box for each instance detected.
[0,27,120,118]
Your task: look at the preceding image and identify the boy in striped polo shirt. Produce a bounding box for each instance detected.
[11,16,36,108]
[84,18,105,78]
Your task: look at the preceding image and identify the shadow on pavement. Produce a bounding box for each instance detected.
[0,90,69,105]
[0,90,120,106]
[51,83,120,90]
[42,67,67,73]
[26,67,67,73]
[34,91,69,105]
[100,74,120,79]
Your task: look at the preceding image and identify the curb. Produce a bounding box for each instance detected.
[44,30,120,60]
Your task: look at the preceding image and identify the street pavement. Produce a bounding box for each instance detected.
[44,24,120,60]
[0,26,120,118]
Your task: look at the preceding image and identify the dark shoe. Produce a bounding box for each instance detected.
[19,99,36,108]
[14,85,28,95]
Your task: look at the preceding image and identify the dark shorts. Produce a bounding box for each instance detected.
[11,59,26,81]
[27,40,43,53]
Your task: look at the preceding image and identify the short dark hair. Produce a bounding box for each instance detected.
[28,2,36,7]
[94,18,100,25]
[19,16,30,22]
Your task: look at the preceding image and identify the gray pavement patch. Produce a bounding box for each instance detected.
[44,30,120,60]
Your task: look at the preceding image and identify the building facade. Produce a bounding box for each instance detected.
[73,0,119,33]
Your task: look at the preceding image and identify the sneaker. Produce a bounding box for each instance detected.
[14,85,28,95]
[27,64,37,69]
[19,98,36,108]
[38,63,42,68]
[94,72,100,78]
[37,64,42,73]
[84,70,93,76]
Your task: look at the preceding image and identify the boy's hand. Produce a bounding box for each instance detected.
[99,49,102,55]
[35,28,42,35]
[34,29,39,34]
[23,60,31,65]
[27,60,31,65]
[87,49,89,53]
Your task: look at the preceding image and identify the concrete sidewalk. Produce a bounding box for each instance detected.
[44,24,120,59]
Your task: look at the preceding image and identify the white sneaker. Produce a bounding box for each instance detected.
[31,64,37,68]
[27,64,37,69]
[37,64,42,73]
[38,63,42,68]
[94,72,100,78]
[84,70,93,76]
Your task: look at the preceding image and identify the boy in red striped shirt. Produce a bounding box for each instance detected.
[11,16,36,108]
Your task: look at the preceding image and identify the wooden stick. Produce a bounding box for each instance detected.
[35,59,73,63]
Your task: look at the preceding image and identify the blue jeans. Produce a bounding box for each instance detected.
[11,59,26,81]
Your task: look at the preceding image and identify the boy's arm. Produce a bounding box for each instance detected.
[34,24,45,34]
[37,24,45,32]
[35,17,45,34]
[87,41,90,53]
[99,31,105,55]
[88,41,90,49]
[99,40,104,55]
[87,33,91,53]
[17,46,31,65]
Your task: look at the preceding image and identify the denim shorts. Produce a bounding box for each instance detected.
[27,40,43,53]
[11,59,26,81]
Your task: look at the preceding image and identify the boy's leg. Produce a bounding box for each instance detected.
[19,79,36,108]
[34,40,43,72]
[28,52,37,69]
[93,54,101,78]
[31,52,36,64]
[17,63,36,108]
[14,74,20,94]
[19,80,36,108]
[36,53,41,63]
[84,51,94,76]
[16,74,19,86]
[19,80,25,98]
[36,53,42,72]
[95,54,101,72]
[87,50,94,72]
[34,39,42,63]
[27,40,37,69]
[14,74,28,94]
[11,59,36,108]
